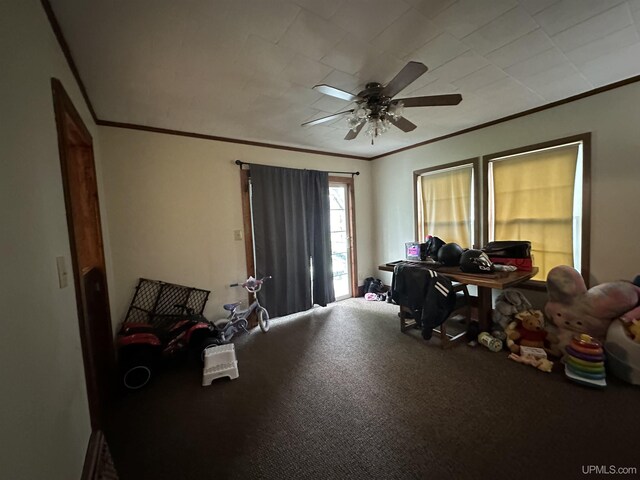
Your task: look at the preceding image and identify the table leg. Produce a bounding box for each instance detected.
[477,286,492,332]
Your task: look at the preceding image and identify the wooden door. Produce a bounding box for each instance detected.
[52,78,115,430]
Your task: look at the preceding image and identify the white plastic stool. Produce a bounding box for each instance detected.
[202,343,239,386]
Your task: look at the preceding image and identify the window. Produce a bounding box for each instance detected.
[485,136,589,282]
[415,159,479,249]
[413,134,590,286]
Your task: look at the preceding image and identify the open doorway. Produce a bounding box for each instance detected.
[329,177,358,300]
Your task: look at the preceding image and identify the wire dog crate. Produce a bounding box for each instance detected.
[123,278,211,330]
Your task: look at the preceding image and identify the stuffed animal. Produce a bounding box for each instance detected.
[627,320,640,343]
[545,266,640,352]
[508,352,553,373]
[505,310,548,354]
[492,289,532,337]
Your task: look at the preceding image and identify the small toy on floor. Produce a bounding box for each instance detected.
[364,292,387,302]
[478,332,503,352]
[564,334,606,388]
[505,310,552,353]
[508,349,553,373]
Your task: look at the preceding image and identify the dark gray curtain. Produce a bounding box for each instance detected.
[251,164,335,317]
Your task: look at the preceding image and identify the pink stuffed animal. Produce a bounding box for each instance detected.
[545,266,640,351]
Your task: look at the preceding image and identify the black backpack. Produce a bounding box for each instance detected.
[363,277,385,294]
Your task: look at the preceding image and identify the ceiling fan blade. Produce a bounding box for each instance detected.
[301,110,353,127]
[390,116,417,132]
[381,61,429,98]
[313,84,362,102]
[395,94,463,107]
[345,121,365,140]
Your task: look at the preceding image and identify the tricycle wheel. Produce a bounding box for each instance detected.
[258,307,270,333]
[120,347,154,390]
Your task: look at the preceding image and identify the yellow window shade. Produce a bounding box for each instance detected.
[490,144,579,281]
[419,166,473,247]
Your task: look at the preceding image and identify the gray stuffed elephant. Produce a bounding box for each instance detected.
[492,289,532,338]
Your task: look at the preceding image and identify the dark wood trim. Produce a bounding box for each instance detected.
[370,74,640,161]
[98,120,370,161]
[413,172,418,242]
[80,430,104,480]
[41,0,98,122]
[329,176,358,298]
[52,78,92,144]
[413,158,480,248]
[482,133,591,286]
[239,168,257,326]
[52,78,113,430]
[240,168,255,280]
[37,0,640,163]
[581,133,592,288]
[482,133,590,163]
[482,159,489,248]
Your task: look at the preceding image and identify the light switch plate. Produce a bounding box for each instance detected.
[56,256,68,288]
[233,229,243,241]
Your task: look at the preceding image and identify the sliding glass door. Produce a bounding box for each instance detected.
[329,183,352,300]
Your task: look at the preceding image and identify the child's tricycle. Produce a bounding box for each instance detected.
[116,278,219,389]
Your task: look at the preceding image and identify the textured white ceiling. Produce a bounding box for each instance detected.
[49,0,640,157]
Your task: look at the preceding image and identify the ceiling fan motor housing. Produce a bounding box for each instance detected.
[358,82,392,118]
[302,61,462,141]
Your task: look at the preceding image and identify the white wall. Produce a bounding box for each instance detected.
[0,1,112,479]
[372,80,640,289]
[99,127,374,326]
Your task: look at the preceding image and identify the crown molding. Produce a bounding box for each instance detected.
[41,0,98,122]
[96,120,371,160]
[369,74,640,160]
[41,0,640,162]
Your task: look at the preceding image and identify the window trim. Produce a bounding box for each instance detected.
[413,157,481,248]
[482,133,591,287]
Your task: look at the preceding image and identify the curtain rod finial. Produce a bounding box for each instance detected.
[235,160,242,166]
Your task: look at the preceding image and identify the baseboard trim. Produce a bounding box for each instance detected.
[81,430,103,480]
[81,430,118,480]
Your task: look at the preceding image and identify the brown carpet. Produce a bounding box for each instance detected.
[106,299,637,480]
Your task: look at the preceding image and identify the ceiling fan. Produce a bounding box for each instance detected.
[301,61,462,143]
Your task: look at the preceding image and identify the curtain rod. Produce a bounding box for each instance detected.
[235,160,359,176]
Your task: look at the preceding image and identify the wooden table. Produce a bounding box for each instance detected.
[378,261,538,331]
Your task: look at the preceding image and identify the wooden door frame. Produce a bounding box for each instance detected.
[51,78,114,430]
[329,176,358,298]
[239,168,257,326]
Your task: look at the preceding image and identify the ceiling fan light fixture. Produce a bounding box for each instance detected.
[388,101,404,119]
[347,114,364,131]
[365,117,390,139]
[354,105,370,119]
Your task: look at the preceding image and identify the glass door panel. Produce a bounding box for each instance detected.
[329,184,351,300]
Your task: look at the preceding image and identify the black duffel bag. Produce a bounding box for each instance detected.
[482,241,531,258]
